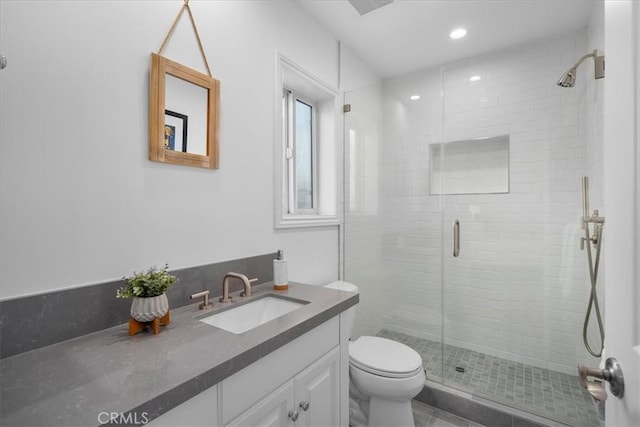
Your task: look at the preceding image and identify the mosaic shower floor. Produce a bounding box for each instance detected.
[377,329,602,427]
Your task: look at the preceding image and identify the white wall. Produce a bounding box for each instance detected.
[0,1,373,299]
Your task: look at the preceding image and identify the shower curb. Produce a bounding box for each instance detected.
[416,381,569,427]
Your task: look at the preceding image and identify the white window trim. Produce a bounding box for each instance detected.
[274,53,341,229]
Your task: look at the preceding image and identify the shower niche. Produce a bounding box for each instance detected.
[429,134,510,195]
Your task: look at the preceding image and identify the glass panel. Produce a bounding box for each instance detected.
[295,99,313,210]
[284,92,294,215]
[342,78,444,384]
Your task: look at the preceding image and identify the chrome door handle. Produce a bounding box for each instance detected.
[453,219,460,257]
[578,357,625,400]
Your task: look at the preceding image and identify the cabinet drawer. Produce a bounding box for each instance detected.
[147,384,218,427]
[221,316,339,424]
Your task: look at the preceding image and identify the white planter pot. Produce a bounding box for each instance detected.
[130,293,169,322]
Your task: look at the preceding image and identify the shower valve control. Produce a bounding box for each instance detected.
[578,357,625,401]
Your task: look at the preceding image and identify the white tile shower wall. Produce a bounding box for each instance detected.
[379,30,602,375]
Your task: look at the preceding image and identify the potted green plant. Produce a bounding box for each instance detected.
[117,263,177,325]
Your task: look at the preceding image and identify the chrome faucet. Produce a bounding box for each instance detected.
[219,272,258,303]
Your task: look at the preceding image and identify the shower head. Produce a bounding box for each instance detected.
[557,67,577,88]
[557,49,604,88]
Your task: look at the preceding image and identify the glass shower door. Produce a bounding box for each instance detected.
[439,42,603,426]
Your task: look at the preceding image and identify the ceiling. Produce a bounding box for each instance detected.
[293,0,596,79]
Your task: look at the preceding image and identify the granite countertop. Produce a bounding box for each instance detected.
[0,282,358,427]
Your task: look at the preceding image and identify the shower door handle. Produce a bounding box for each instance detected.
[453,219,460,257]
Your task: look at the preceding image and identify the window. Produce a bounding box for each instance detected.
[283,91,316,213]
[275,54,340,228]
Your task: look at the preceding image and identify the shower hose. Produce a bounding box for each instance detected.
[583,222,605,358]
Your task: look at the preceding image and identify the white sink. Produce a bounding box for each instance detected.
[199,295,307,334]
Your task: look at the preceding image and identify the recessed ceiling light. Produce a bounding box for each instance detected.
[469,75,481,82]
[450,28,467,40]
[410,95,421,100]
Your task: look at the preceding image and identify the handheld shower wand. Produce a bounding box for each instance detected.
[580,177,605,358]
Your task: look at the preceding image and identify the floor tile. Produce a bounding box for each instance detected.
[379,329,602,427]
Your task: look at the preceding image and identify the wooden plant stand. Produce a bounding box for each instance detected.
[128,311,171,336]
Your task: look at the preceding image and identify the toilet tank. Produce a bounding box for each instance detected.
[324,281,358,339]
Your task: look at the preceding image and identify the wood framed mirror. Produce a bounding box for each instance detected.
[149,53,220,169]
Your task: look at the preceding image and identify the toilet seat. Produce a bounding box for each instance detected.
[351,359,424,379]
[349,336,423,379]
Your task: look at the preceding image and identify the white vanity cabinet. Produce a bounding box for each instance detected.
[226,347,340,427]
[149,315,346,427]
[222,316,343,426]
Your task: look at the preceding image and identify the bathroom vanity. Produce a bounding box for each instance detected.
[150,317,342,426]
[0,282,357,427]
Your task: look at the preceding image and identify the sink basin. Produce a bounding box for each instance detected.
[199,295,308,334]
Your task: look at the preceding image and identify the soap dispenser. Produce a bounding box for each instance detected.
[273,249,288,290]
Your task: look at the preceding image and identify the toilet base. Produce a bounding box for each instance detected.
[349,380,418,427]
[368,397,414,427]
[349,396,415,427]
[348,398,368,427]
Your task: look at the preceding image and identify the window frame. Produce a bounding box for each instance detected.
[274,53,341,229]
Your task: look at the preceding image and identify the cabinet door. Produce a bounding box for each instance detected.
[226,380,294,427]
[221,317,339,424]
[294,347,340,427]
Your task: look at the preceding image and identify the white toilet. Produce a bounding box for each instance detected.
[324,281,426,427]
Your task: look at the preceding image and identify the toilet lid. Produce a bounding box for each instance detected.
[349,336,423,378]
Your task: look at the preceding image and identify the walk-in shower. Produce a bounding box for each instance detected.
[343,29,605,427]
